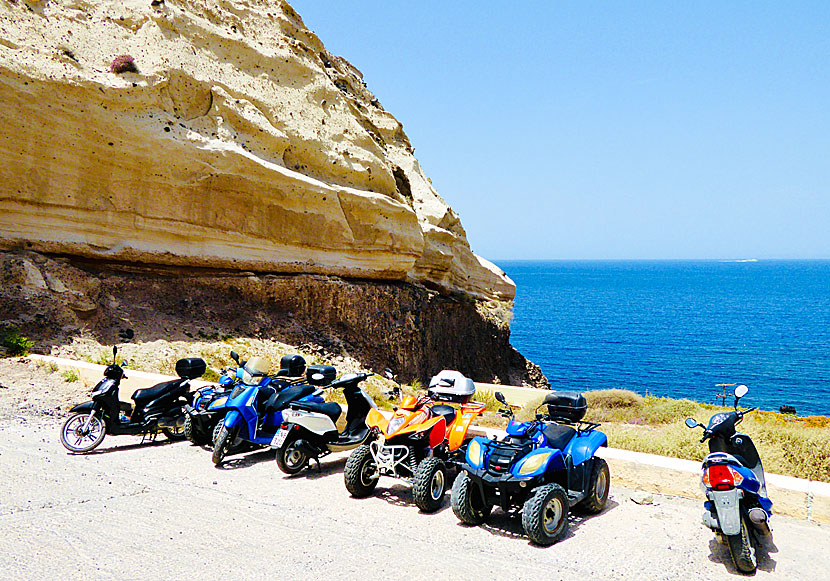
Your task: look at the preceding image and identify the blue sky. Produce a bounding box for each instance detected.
[291,1,829,260]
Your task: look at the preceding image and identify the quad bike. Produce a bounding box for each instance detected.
[344,370,486,512]
[184,353,307,446]
[212,356,335,465]
[685,384,772,575]
[60,346,205,453]
[273,371,377,474]
[451,391,609,546]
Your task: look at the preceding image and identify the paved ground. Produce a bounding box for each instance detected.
[1,417,829,580]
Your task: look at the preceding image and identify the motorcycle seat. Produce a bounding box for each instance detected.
[430,404,456,425]
[289,401,342,423]
[265,385,316,412]
[541,423,576,451]
[132,379,183,406]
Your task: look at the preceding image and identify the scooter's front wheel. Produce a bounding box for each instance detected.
[60,412,106,454]
[212,425,237,466]
[276,434,309,475]
[726,514,757,574]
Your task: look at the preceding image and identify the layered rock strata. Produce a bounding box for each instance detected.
[0,251,546,386]
[0,0,513,301]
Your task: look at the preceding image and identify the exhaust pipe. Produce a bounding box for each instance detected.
[748,507,772,535]
[157,416,185,429]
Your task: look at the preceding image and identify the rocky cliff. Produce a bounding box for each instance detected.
[0,0,544,385]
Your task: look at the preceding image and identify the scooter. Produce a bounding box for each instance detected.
[185,352,308,446]
[273,371,377,474]
[343,370,486,512]
[211,358,336,465]
[451,391,609,545]
[685,384,772,574]
[60,346,205,454]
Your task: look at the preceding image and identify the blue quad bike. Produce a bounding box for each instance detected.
[211,357,337,465]
[451,390,609,546]
[685,384,772,575]
[184,352,308,447]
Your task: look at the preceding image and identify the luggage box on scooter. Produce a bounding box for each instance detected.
[276,354,306,377]
[544,391,587,423]
[175,357,207,379]
[307,365,336,386]
[428,370,475,404]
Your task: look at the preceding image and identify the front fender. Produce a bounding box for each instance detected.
[223,409,242,429]
[69,401,96,414]
[564,429,608,467]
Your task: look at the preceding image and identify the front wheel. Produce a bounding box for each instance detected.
[575,457,610,514]
[451,470,492,525]
[726,515,757,574]
[276,434,310,475]
[212,425,237,465]
[344,444,378,498]
[184,415,207,446]
[60,412,106,454]
[522,483,569,546]
[413,456,448,513]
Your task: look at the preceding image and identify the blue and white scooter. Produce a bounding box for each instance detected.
[211,356,335,465]
[685,384,772,574]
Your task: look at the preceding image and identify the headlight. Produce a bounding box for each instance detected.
[516,452,551,476]
[467,438,485,469]
[208,396,228,410]
[387,416,405,434]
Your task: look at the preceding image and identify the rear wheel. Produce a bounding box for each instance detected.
[212,425,237,465]
[727,514,757,574]
[344,444,378,498]
[451,471,492,525]
[162,425,186,441]
[575,457,610,514]
[60,412,106,454]
[413,456,448,513]
[522,483,569,546]
[276,434,310,475]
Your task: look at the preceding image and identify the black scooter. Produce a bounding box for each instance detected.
[60,346,206,454]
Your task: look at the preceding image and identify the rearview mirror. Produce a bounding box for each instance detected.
[383,368,394,380]
[495,392,507,405]
[230,351,240,364]
[685,418,699,429]
[112,345,118,357]
[734,384,748,398]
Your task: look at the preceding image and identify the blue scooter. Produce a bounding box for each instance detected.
[685,384,772,574]
[451,390,609,546]
[212,358,336,465]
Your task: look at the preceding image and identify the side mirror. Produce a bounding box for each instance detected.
[734,384,748,398]
[112,345,118,356]
[121,360,130,368]
[685,418,699,429]
[230,351,240,365]
[495,392,507,405]
[383,368,395,381]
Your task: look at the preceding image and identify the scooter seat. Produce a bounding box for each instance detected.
[132,379,183,407]
[265,385,316,412]
[289,401,342,423]
[541,423,576,451]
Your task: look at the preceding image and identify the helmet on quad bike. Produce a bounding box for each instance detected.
[242,356,271,385]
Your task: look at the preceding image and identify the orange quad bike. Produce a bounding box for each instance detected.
[343,370,486,512]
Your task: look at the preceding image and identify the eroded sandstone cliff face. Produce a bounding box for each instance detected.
[0,0,513,301]
[0,1,544,385]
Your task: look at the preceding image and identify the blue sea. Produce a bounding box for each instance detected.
[497,260,830,417]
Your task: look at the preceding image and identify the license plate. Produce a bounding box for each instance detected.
[271,428,289,448]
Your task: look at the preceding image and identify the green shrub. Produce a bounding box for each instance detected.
[61,369,80,383]
[0,326,34,356]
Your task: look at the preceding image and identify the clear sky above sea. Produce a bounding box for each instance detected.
[290,1,830,260]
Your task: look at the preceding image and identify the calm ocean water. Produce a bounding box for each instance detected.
[497,260,830,417]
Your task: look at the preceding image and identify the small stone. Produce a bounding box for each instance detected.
[630,490,654,505]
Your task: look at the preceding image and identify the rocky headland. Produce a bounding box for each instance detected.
[0,0,544,385]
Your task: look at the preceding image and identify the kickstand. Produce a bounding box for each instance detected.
[311,457,321,473]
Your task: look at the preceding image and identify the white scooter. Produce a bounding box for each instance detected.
[273,371,377,474]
